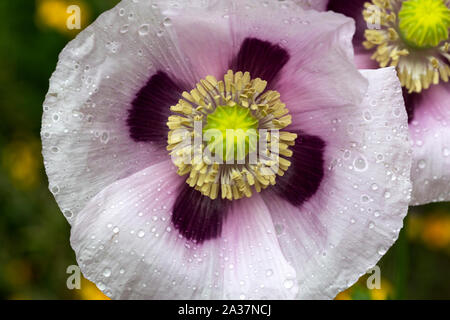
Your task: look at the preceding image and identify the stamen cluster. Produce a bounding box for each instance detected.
[167,70,297,200]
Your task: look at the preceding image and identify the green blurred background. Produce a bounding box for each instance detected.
[0,0,449,300]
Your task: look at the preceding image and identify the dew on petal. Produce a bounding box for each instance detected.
[378,246,387,255]
[138,24,150,36]
[353,156,368,172]
[63,209,73,219]
[120,24,130,34]
[417,160,426,169]
[97,282,106,291]
[363,110,372,121]
[283,279,294,289]
[51,185,60,194]
[103,268,112,277]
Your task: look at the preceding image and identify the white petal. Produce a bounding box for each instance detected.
[409,83,450,205]
[41,0,191,221]
[292,0,328,11]
[263,67,412,299]
[71,160,297,299]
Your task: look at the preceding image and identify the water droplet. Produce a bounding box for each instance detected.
[354,156,368,172]
[51,185,60,194]
[100,131,109,144]
[97,282,106,291]
[266,269,273,277]
[343,150,351,159]
[274,224,284,235]
[138,24,150,36]
[384,191,391,199]
[137,230,145,238]
[283,279,294,289]
[163,17,172,26]
[417,160,426,169]
[103,268,111,277]
[112,226,120,234]
[63,210,73,219]
[363,110,372,121]
[120,24,129,34]
[443,147,450,157]
[371,183,379,191]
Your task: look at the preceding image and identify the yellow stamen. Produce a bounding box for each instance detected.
[398,0,450,48]
[167,70,297,200]
[362,0,450,93]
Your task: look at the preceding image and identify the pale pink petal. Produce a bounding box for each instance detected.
[409,83,450,205]
[222,194,298,299]
[42,0,351,221]
[293,0,328,11]
[264,68,411,299]
[160,1,235,81]
[44,0,413,301]
[231,2,369,113]
[41,0,195,221]
[71,161,297,299]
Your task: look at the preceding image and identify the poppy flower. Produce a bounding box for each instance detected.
[42,0,412,299]
[325,0,450,205]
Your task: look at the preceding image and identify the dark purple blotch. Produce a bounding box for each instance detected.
[403,88,421,123]
[127,71,187,145]
[230,38,290,86]
[271,132,326,207]
[172,183,230,243]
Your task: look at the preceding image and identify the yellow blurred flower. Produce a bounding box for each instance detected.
[421,215,450,249]
[335,289,352,300]
[2,138,41,190]
[370,278,393,300]
[36,0,90,34]
[406,214,423,241]
[78,277,110,300]
[8,293,33,300]
[335,277,393,300]
[4,260,33,288]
